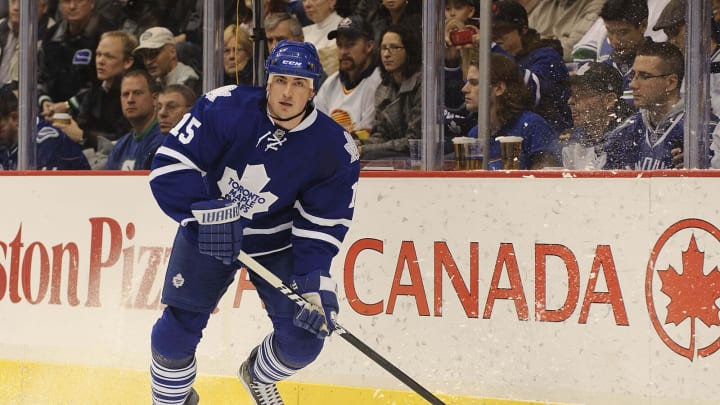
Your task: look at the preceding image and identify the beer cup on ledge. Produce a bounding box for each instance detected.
[452,136,483,170]
[497,136,523,170]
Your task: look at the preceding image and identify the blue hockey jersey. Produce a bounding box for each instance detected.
[604,102,717,170]
[517,46,573,134]
[149,85,361,276]
[0,119,90,170]
[105,120,163,170]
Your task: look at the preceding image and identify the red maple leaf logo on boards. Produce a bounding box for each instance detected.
[647,220,720,361]
[658,235,720,330]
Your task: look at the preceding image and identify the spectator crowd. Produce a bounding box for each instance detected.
[1,0,719,171]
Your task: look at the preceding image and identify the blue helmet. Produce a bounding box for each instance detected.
[265,40,322,89]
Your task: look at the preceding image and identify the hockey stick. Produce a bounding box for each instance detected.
[238,251,447,405]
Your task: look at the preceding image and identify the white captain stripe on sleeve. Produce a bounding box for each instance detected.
[152,147,206,173]
[244,222,292,235]
[294,201,352,227]
[149,163,194,181]
[292,226,342,249]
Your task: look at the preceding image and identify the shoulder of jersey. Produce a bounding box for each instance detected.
[200,84,264,110]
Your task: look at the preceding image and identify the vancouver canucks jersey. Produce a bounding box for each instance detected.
[149,85,360,276]
[604,103,717,170]
[0,119,90,170]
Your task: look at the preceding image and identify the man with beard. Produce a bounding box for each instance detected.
[314,15,380,141]
[596,0,652,110]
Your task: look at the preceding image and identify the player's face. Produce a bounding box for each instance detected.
[157,92,191,135]
[303,0,336,24]
[604,20,646,59]
[380,32,407,74]
[265,20,299,53]
[336,36,374,74]
[96,36,133,82]
[266,74,314,121]
[121,75,157,122]
[141,44,175,79]
[629,55,677,110]
[461,65,480,111]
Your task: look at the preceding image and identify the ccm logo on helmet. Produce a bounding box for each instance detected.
[281,60,303,67]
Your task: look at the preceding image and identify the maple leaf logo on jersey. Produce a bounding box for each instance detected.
[218,165,278,219]
[343,131,359,163]
[205,85,236,102]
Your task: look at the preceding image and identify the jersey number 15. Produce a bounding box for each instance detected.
[170,113,202,144]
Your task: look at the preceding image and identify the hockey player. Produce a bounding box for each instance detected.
[147,40,360,405]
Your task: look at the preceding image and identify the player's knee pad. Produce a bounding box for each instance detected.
[271,320,325,368]
[151,306,210,361]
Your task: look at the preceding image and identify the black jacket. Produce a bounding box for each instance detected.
[38,13,114,104]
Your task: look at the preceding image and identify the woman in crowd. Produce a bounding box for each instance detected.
[465,52,561,169]
[302,0,344,75]
[361,23,421,160]
[223,24,254,86]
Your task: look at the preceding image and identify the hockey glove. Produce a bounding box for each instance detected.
[291,270,339,339]
[191,199,243,266]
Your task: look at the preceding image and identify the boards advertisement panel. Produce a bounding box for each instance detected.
[1,172,719,405]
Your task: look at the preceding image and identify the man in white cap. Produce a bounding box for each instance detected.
[134,26,201,96]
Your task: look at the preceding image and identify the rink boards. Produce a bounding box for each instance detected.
[1,170,720,405]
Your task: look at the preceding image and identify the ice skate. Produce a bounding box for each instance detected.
[238,349,285,405]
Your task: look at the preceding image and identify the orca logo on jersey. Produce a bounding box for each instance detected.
[218,165,279,219]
